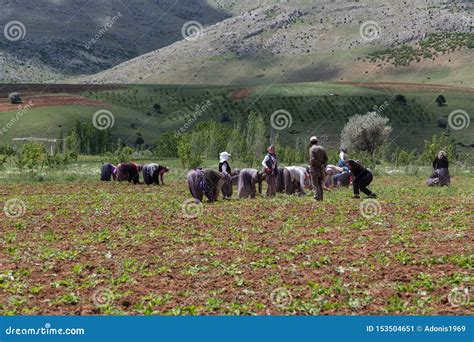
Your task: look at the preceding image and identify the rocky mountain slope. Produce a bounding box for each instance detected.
[0,0,230,82]
[1,0,472,85]
[77,0,473,86]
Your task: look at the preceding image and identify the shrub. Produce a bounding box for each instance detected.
[419,133,457,163]
[340,111,392,156]
[14,142,46,171]
[393,147,417,166]
[395,95,407,104]
[178,136,202,169]
[435,95,446,107]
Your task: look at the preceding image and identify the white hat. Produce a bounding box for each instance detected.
[310,136,318,143]
[219,151,231,162]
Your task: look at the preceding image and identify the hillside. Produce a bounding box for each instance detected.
[76,0,474,87]
[0,0,230,83]
[0,83,472,161]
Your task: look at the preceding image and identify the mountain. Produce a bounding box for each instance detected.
[76,0,473,87]
[1,0,472,86]
[0,0,230,83]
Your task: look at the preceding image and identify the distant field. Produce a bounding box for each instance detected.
[0,174,472,315]
[0,82,472,156]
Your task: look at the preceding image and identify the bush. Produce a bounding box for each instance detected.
[419,133,457,164]
[340,111,392,156]
[392,147,417,166]
[178,137,202,169]
[14,142,46,171]
[153,132,179,158]
[395,95,407,104]
[435,95,446,107]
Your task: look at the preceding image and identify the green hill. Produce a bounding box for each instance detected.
[0,83,472,159]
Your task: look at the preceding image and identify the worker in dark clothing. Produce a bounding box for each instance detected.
[345,160,376,199]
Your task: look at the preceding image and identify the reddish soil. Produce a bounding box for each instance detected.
[0,84,123,98]
[231,88,254,101]
[0,177,471,315]
[337,81,474,93]
[0,95,111,113]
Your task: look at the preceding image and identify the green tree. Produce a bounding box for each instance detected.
[153,132,179,158]
[14,142,46,171]
[178,135,203,169]
[420,133,457,163]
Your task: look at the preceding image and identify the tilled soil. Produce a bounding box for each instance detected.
[0,177,472,315]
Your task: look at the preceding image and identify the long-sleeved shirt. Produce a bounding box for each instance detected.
[309,145,328,174]
[339,151,347,161]
[262,154,277,171]
[350,162,370,181]
[433,156,449,169]
[219,161,231,174]
[285,166,309,191]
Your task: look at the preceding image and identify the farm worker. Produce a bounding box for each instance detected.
[116,162,142,184]
[187,169,225,203]
[237,168,264,198]
[143,163,170,185]
[262,145,278,197]
[333,167,351,187]
[324,165,344,189]
[345,160,376,199]
[426,151,450,186]
[219,151,233,198]
[308,136,328,201]
[283,166,310,196]
[275,167,286,193]
[100,163,117,181]
[338,146,348,167]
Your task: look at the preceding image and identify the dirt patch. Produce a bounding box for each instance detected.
[231,88,254,101]
[0,95,111,113]
[0,84,124,98]
[337,81,474,93]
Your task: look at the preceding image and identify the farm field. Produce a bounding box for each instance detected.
[1,82,473,156]
[0,172,472,315]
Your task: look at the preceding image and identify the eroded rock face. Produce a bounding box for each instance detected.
[2,0,473,84]
[76,0,472,85]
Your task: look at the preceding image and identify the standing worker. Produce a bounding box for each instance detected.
[308,136,328,201]
[262,145,278,197]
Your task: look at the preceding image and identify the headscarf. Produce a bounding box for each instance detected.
[219,151,231,163]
